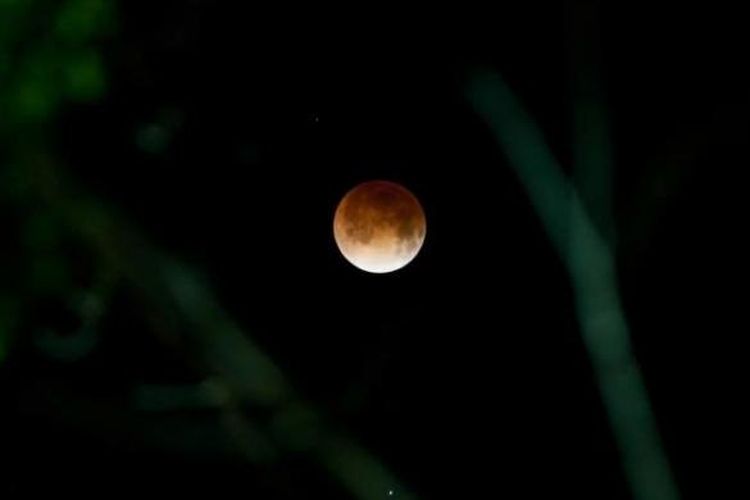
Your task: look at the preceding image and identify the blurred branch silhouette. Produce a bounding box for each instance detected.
[1,1,414,498]
[467,70,680,500]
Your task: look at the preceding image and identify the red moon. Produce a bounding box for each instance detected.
[333,180,426,273]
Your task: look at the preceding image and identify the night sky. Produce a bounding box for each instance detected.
[2,2,745,498]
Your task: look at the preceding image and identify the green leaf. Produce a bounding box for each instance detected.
[55,0,115,43]
[64,50,105,101]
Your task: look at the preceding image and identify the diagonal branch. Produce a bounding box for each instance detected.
[468,71,680,500]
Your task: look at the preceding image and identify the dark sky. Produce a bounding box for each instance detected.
[4,2,745,498]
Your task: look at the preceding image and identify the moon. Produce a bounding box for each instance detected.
[333,180,426,273]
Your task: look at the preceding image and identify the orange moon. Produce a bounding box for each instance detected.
[333,180,426,273]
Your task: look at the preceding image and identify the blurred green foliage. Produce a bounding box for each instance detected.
[1,0,114,354]
[62,49,106,100]
[54,0,115,43]
[468,72,680,500]
[0,0,112,126]
[0,3,418,498]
